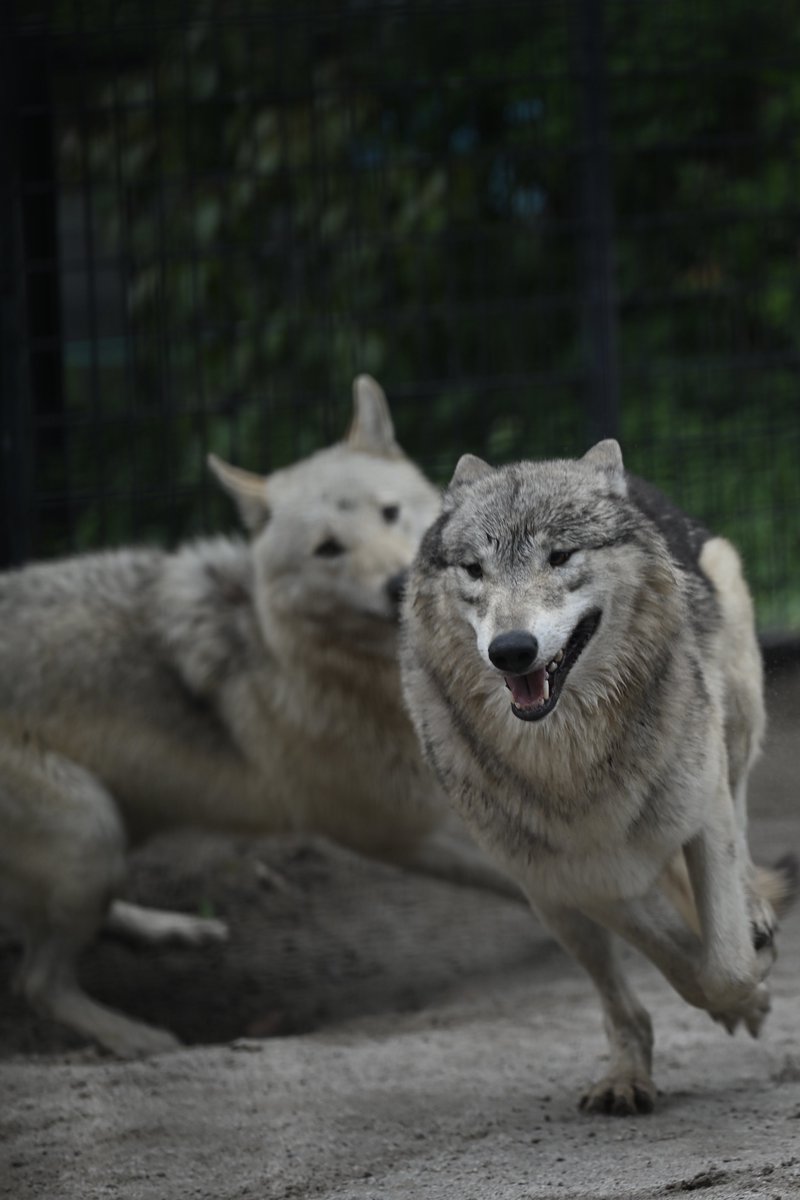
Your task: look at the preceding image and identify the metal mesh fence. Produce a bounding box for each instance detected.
[2,0,799,631]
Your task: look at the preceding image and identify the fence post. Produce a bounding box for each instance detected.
[573,0,620,444]
[0,4,34,566]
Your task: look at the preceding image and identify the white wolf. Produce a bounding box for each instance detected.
[0,376,498,1057]
[401,439,796,1114]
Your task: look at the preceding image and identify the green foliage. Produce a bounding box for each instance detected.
[40,0,800,629]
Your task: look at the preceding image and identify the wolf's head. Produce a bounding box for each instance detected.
[409,441,678,722]
[209,376,440,657]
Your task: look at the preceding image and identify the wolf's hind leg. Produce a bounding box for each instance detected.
[106,900,228,946]
[533,902,655,1116]
[0,740,178,1056]
[14,931,179,1057]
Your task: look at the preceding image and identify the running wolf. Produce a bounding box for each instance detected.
[401,439,797,1113]
[0,376,469,1056]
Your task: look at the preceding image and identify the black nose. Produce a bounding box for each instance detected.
[488,630,538,674]
[386,570,407,608]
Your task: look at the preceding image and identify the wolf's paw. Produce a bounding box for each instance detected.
[158,913,229,947]
[99,1019,182,1059]
[108,902,229,947]
[748,893,777,954]
[699,953,764,1015]
[579,1073,656,1116]
[709,981,770,1038]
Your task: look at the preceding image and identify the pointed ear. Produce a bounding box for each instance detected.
[450,453,493,488]
[346,374,403,459]
[582,439,626,496]
[207,453,270,532]
[443,453,493,509]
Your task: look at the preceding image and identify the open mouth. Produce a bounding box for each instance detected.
[504,610,602,722]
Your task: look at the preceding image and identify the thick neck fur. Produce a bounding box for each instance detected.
[254,603,409,741]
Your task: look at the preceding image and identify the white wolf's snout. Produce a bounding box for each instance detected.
[385,568,407,612]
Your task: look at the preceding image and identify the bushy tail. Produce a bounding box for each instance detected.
[660,851,799,938]
[761,853,800,917]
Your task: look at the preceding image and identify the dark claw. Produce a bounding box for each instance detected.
[751,921,774,952]
[579,1082,655,1116]
[633,1084,655,1114]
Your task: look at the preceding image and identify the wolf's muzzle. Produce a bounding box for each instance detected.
[488,630,538,675]
[386,570,407,610]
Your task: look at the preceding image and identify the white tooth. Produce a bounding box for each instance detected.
[547,660,557,673]
[543,678,550,701]
[555,649,564,662]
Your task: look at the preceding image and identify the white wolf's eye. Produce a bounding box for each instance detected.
[314,537,345,558]
[381,504,400,524]
[461,561,483,581]
[548,549,574,567]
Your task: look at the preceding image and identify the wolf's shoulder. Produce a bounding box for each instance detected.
[151,537,261,694]
[625,472,712,579]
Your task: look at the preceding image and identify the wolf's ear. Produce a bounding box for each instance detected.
[449,453,493,488]
[582,439,626,496]
[346,375,403,459]
[207,453,270,532]
[443,454,493,509]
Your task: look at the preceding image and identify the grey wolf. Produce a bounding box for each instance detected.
[401,439,797,1113]
[0,376,487,1056]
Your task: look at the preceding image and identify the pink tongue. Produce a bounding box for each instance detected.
[505,667,547,708]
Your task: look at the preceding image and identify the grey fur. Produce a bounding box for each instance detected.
[401,439,793,1114]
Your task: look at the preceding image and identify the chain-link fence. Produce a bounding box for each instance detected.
[2,0,799,631]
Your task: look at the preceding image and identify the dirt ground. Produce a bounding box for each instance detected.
[1,664,799,1200]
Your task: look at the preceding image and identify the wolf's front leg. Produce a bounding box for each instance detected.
[592,885,770,1037]
[532,902,655,1115]
[683,782,773,1023]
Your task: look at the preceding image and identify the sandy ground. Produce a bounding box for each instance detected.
[1,665,799,1199]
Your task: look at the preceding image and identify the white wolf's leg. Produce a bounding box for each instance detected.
[0,741,178,1056]
[106,900,228,946]
[533,902,655,1115]
[14,932,179,1057]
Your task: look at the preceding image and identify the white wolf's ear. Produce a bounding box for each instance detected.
[208,453,270,531]
[582,439,627,496]
[346,374,403,459]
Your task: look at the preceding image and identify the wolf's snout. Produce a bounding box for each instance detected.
[386,570,407,609]
[488,630,538,675]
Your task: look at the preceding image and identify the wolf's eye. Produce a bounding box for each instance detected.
[381,504,400,524]
[549,549,574,567]
[314,537,345,558]
[461,562,483,581]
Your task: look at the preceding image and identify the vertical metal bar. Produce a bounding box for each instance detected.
[573,0,620,443]
[18,20,69,556]
[0,3,34,566]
